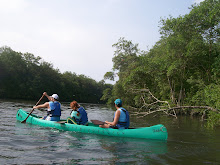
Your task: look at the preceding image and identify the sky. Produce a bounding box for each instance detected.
[0,0,204,82]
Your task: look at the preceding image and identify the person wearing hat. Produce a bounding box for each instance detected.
[33,92,61,121]
[99,99,130,129]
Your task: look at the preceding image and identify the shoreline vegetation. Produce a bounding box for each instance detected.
[0,47,113,104]
[1,0,220,127]
[102,0,220,128]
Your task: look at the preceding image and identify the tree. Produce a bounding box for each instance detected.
[0,46,111,103]
[103,0,220,117]
[104,37,140,105]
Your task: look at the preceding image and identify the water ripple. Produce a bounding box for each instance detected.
[0,100,220,164]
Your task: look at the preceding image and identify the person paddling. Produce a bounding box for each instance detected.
[99,99,130,129]
[33,92,61,121]
[67,101,88,125]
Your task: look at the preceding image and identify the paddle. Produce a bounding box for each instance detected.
[91,120,106,125]
[21,94,44,123]
[56,121,67,124]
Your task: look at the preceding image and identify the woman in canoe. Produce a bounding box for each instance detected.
[67,101,88,125]
[99,99,130,129]
[33,92,61,121]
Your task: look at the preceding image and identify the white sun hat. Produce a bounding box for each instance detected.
[51,94,59,100]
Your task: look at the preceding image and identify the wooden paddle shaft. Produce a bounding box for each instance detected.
[21,94,44,123]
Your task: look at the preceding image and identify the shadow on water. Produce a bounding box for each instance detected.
[68,132,168,164]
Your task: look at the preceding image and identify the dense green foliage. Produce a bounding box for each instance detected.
[104,0,220,112]
[0,47,112,103]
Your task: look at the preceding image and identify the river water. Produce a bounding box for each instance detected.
[0,99,220,164]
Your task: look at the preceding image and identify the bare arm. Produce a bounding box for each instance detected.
[43,92,52,101]
[105,110,121,126]
[33,102,49,109]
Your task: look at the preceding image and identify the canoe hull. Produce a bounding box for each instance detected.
[16,109,168,140]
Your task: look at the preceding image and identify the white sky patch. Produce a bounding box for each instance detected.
[0,0,28,13]
[0,0,198,82]
[194,0,205,4]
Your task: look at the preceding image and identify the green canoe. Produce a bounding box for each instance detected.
[16,109,168,140]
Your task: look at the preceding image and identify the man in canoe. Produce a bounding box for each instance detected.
[99,99,130,129]
[67,100,88,125]
[33,92,61,121]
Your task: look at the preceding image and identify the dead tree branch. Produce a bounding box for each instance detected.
[128,87,219,118]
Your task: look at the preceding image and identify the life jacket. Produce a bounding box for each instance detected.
[73,107,88,125]
[48,101,61,117]
[115,107,130,129]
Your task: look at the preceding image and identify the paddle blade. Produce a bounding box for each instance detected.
[91,120,105,125]
[56,121,67,124]
[21,120,27,123]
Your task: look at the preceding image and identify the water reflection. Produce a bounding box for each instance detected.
[59,131,168,164]
[99,137,167,164]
